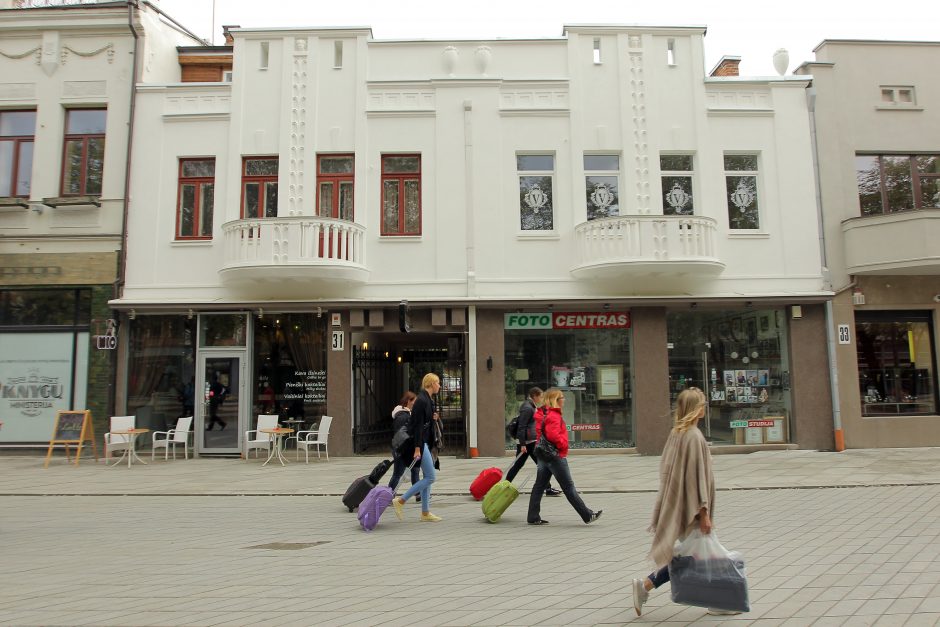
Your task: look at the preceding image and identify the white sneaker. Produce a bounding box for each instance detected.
[632,578,648,616]
[706,608,741,615]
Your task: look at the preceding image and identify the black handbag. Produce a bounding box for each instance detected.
[391,410,414,458]
[534,434,559,462]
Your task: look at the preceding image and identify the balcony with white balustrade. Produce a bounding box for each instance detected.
[219,217,369,291]
[570,215,725,282]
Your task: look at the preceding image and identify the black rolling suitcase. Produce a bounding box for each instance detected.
[342,459,393,512]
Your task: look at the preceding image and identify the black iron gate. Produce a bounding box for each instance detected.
[352,339,467,455]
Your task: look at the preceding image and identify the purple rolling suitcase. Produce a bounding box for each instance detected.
[358,485,396,531]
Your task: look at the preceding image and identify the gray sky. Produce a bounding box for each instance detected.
[154,0,937,76]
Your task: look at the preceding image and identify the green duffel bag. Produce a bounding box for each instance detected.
[482,479,520,523]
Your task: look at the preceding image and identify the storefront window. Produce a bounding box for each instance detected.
[127,315,196,432]
[856,311,937,416]
[199,314,247,347]
[504,312,633,449]
[667,310,792,445]
[253,314,327,425]
[0,288,90,326]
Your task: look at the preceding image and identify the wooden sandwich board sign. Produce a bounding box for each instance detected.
[43,410,98,468]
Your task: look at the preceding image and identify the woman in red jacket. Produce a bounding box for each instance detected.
[526,387,603,525]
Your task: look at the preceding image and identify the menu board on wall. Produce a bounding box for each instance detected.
[283,370,327,405]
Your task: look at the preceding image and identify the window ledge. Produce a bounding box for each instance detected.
[42,196,101,208]
[516,231,561,240]
[0,197,30,210]
[171,239,214,247]
[874,105,924,111]
[379,235,422,242]
[727,231,770,239]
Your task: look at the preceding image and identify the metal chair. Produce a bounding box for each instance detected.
[151,416,192,460]
[296,415,333,463]
[244,414,279,461]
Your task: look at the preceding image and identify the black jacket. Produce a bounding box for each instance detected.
[516,398,538,443]
[409,389,436,451]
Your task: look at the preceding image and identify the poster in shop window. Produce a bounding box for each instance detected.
[0,332,88,442]
[597,365,623,400]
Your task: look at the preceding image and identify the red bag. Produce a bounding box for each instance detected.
[470,467,503,500]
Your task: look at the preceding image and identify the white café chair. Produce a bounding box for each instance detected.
[104,415,135,462]
[151,416,192,461]
[296,415,333,463]
[244,414,279,461]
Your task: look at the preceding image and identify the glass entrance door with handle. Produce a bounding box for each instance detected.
[197,353,245,454]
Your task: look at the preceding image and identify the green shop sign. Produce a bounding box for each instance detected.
[504,313,553,329]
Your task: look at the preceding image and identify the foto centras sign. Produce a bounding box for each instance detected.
[504,312,631,330]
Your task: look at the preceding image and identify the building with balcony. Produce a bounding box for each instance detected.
[114,23,833,457]
[796,40,940,448]
[0,0,204,447]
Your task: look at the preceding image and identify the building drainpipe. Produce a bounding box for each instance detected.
[807,84,845,451]
[464,100,479,457]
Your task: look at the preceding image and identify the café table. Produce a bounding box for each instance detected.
[109,428,150,468]
[260,427,294,467]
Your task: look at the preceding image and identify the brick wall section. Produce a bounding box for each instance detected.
[0,252,117,286]
[710,58,740,77]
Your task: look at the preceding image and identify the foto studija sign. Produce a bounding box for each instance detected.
[504,312,631,330]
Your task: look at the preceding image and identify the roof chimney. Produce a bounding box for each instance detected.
[709,55,741,77]
[222,25,239,46]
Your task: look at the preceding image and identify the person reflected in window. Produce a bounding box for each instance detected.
[206,372,227,431]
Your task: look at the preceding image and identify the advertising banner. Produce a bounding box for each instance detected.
[505,312,631,330]
[0,332,88,442]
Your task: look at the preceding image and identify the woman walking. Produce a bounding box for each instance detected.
[505,386,561,496]
[387,391,420,492]
[526,388,602,525]
[392,373,443,522]
[632,387,736,616]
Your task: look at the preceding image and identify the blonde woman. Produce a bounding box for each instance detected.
[392,373,443,522]
[526,388,602,525]
[633,387,735,616]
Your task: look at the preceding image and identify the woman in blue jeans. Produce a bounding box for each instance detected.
[392,373,443,522]
[526,388,602,525]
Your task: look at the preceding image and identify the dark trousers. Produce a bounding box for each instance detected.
[387,450,420,491]
[527,456,592,523]
[206,403,226,429]
[649,566,669,588]
[506,443,556,490]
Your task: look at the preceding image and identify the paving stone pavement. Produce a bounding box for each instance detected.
[2,448,940,626]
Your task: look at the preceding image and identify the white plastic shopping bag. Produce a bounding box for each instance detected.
[668,529,750,612]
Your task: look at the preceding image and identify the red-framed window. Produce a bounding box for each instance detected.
[61,109,106,196]
[316,154,354,220]
[381,154,421,235]
[176,158,215,239]
[0,110,36,198]
[241,157,278,218]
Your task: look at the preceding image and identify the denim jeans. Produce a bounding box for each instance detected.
[649,566,670,588]
[387,449,420,491]
[401,443,436,513]
[526,455,592,523]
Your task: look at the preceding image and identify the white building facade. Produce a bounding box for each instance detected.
[0,0,203,446]
[115,25,834,457]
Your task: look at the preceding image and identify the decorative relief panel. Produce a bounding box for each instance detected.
[0,83,37,100]
[63,80,106,97]
[499,89,569,110]
[288,38,308,217]
[61,42,114,65]
[164,93,231,117]
[367,89,435,112]
[705,90,772,110]
[629,48,650,214]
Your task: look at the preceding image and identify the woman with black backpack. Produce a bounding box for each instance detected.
[387,391,420,492]
[505,386,561,496]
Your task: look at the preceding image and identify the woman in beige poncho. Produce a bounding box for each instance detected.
[633,387,728,617]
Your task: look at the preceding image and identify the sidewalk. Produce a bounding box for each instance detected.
[2,448,940,626]
[3,446,940,496]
